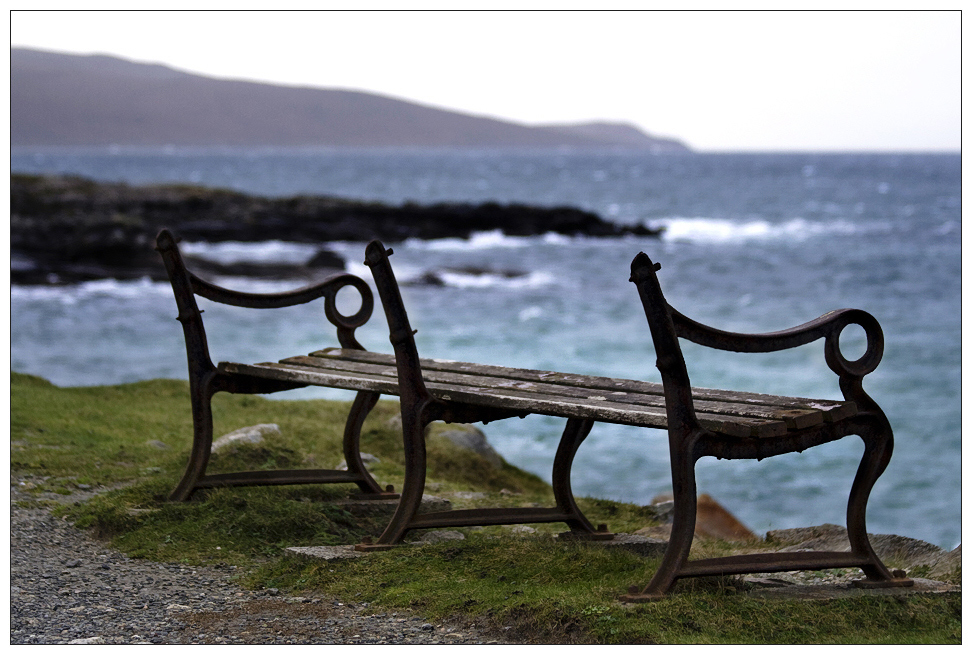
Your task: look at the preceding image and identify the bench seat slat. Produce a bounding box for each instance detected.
[222,359,676,428]
[223,361,784,437]
[282,354,822,432]
[221,361,401,395]
[311,348,855,423]
[222,359,793,438]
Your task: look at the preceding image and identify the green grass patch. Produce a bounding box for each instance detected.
[69,480,387,566]
[10,371,402,493]
[248,533,961,644]
[10,372,962,644]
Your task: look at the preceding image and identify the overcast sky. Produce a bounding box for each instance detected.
[9,9,962,152]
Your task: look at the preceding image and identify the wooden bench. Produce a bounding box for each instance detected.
[157,229,912,599]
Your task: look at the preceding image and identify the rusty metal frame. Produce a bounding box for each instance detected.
[622,252,912,601]
[355,241,612,550]
[156,229,397,502]
[158,227,912,599]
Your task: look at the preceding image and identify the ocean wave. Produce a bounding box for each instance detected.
[11,277,170,304]
[403,230,532,251]
[434,269,555,290]
[179,240,320,264]
[343,260,374,281]
[10,273,335,303]
[402,229,594,252]
[201,276,344,295]
[658,217,866,244]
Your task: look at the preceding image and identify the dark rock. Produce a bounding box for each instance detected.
[434,425,505,469]
[10,173,663,285]
[445,266,524,278]
[766,523,954,571]
[305,249,345,270]
[646,493,758,543]
[414,272,448,287]
[181,255,344,281]
[928,544,961,580]
[407,266,527,288]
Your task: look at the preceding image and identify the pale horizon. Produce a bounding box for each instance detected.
[9,9,962,153]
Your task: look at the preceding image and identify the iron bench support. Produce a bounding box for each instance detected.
[159,229,912,599]
[156,229,397,502]
[621,253,912,600]
[356,241,612,549]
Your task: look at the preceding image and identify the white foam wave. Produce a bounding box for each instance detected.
[518,305,544,321]
[343,260,374,281]
[936,220,960,236]
[11,277,170,304]
[179,240,320,264]
[404,230,534,251]
[403,229,594,251]
[658,217,861,244]
[346,258,552,290]
[436,270,554,290]
[541,232,575,245]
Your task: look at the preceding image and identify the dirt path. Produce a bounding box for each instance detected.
[9,479,509,645]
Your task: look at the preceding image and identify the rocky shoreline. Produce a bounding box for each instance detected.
[11,173,662,285]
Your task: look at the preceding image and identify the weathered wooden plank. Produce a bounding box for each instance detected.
[283,353,818,432]
[225,359,788,438]
[223,359,673,429]
[313,347,656,394]
[311,348,852,422]
[220,361,401,395]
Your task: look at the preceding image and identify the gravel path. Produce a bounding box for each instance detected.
[12,479,958,644]
[9,481,511,645]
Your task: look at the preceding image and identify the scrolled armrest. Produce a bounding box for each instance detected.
[189,273,374,350]
[671,306,884,378]
[156,229,373,350]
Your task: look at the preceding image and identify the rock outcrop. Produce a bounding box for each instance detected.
[640,493,759,543]
[10,173,663,285]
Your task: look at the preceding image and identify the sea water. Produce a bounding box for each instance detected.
[10,148,961,549]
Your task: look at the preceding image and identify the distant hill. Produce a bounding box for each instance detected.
[11,47,690,151]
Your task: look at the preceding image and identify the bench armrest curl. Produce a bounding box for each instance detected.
[187,273,373,350]
[156,229,374,350]
[630,252,883,384]
[670,306,884,379]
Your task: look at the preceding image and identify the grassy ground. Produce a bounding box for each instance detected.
[10,372,962,644]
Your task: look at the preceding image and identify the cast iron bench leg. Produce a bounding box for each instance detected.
[343,391,399,499]
[622,416,913,601]
[169,370,219,502]
[169,374,391,501]
[553,418,613,538]
[160,228,391,502]
[623,428,704,600]
[356,397,439,550]
[846,413,913,588]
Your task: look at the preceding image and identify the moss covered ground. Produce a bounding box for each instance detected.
[10,372,962,644]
